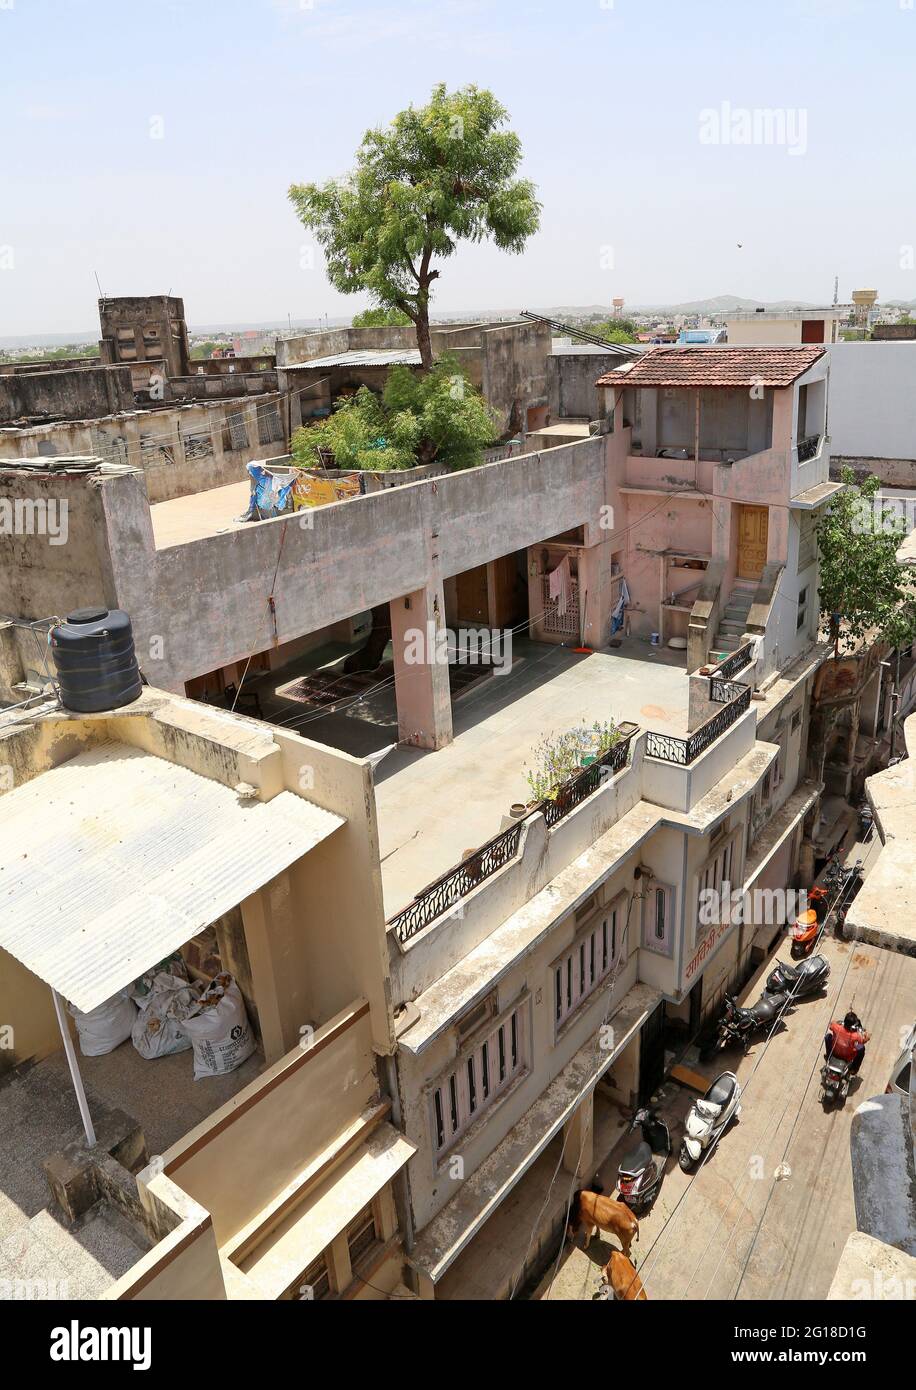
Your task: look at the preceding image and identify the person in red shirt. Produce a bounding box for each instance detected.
[825,1011,870,1074]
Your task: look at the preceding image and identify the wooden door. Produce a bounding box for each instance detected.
[737,505,769,580]
[455,564,490,625]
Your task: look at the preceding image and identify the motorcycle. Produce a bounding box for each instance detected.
[766,953,831,999]
[617,1107,670,1213]
[820,1055,851,1105]
[858,803,874,840]
[679,1072,742,1171]
[820,1012,864,1106]
[702,990,786,1058]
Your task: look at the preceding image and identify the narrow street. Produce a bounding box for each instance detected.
[541,932,916,1301]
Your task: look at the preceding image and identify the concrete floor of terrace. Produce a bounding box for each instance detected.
[0,1040,263,1298]
[227,632,690,918]
[373,635,690,918]
[150,477,251,547]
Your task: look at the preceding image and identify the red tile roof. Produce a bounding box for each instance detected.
[595,344,825,390]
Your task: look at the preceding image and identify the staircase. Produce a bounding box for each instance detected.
[710,580,756,657]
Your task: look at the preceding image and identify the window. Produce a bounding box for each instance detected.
[796,586,808,632]
[299,1253,331,1301]
[225,409,249,452]
[643,882,674,956]
[431,1001,529,1157]
[258,401,284,446]
[696,833,738,942]
[553,897,625,1032]
[346,1203,379,1270]
[791,708,802,733]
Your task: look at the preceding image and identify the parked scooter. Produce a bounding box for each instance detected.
[616,1107,671,1214]
[679,1072,742,1171]
[789,886,830,958]
[703,990,786,1058]
[766,953,831,999]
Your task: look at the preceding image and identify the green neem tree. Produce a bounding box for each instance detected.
[288,84,541,370]
[291,357,499,473]
[816,468,916,657]
[351,307,412,328]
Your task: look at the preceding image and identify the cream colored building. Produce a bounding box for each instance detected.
[724,308,845,346]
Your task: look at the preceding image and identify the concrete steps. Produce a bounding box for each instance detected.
[711,582,756,658]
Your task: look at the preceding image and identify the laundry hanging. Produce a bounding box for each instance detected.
[548,554,572,618]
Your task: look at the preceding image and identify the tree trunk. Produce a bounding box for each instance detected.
[415,306,434,371]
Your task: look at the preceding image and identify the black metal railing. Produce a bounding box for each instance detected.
[709,677,745,704]
[645,684,752,766]
[714,641,754,681]
[387,731,635,943]
[538,734,632,829]
[388,819,525,944]
[797,435,822,464]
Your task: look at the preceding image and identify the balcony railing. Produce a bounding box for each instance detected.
[645,684,752,766]
[713,641,755,681]
[387,731,635,944]
[538,733,632,829]
[797,435,822,464]
[709,677,746,704]
[388,819,525,944]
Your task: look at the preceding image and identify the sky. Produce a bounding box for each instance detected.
[1,0,915,337]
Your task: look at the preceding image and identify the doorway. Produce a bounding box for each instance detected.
[737,505,769,580]
[638,1001,667,1104]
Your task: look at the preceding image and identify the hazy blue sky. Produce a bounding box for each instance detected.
[2,0,915,335]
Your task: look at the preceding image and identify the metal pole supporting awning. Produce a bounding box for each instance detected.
[51,987,96,1147]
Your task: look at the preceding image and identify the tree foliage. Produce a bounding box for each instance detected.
[584,318,637,343]
[289,84,540,368]
[816,467,916,655]
[351,307,412,328]
[291,356,499,473]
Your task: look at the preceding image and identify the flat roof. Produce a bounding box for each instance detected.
[0,742,344,1011]
[596,344,825,389]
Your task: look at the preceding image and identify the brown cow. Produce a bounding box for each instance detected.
[567,1185,639,1258]
[602,1250,648,1300]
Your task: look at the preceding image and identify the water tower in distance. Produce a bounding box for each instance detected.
[851,288,878,328]
[612,297,625,317]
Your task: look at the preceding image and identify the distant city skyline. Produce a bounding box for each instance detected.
[3,0,916,336]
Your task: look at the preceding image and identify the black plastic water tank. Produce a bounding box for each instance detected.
[50,607,143,713]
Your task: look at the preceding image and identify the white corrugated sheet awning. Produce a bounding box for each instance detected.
[0,742,344,1012]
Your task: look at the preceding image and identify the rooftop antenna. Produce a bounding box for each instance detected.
[833,275,839,307]
[93,270,104,299]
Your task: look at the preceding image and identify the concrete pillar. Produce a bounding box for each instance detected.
[239,872,305,1065]
[580,542,613,650]
[389,580,453,750]
[561,1091,595,1178]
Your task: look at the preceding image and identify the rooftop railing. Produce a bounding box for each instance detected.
[387,730,635,944]
[797,434,822,464]
[713,641,755,681]
[645,683,752,766]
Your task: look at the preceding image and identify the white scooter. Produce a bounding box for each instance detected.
[678,1071,742,1171]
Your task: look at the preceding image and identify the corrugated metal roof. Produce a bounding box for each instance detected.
[284,349,422,370]
[0,742,344,1012]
